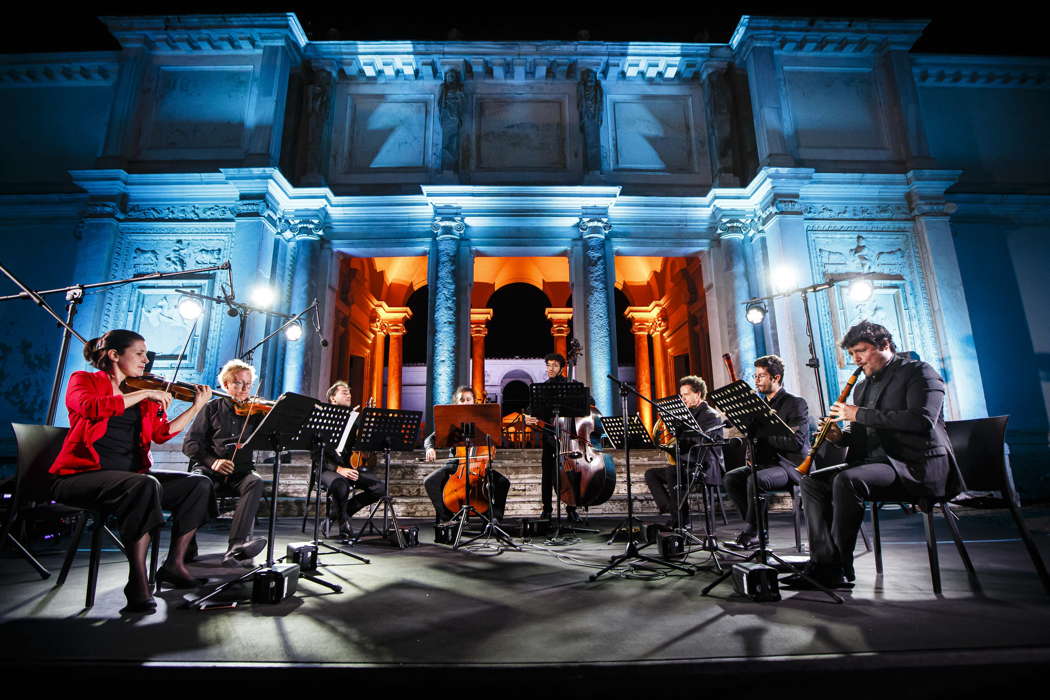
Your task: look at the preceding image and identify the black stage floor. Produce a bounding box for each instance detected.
[2,506,1049,695]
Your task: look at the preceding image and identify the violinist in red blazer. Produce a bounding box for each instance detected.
[50,329,213,613]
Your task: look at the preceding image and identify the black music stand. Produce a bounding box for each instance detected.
[299,402,370,565]
[702,380,843,603]
[529,380,590,545]
[590,377,694,581]
[350,407,421,549]
[434,404,520,552]
[600,415,655,544]
[652,395,709,534]
[190,393,343,609]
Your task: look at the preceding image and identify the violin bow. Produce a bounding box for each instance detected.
[155,315,199,417]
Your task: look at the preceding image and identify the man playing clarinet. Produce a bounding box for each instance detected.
[785,320,963,589]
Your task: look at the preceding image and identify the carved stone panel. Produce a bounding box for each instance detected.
[475,97,567,170]
[783,68,889,154]
[144,66,253,154]
[609,96,697,172]
[346,96,430,171]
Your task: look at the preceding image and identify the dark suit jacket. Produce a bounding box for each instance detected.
[839,355,963,504]
[754,389,810,477]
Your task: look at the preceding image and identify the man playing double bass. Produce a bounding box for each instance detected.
[785,320,963,589]
[523,353,582,522]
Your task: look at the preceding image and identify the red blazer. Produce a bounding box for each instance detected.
[50,370,178,476]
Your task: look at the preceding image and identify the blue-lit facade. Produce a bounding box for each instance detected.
[1,15,1047,495]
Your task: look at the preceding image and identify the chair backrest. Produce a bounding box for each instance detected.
[12,423,69,507]
[945,416,1010,493]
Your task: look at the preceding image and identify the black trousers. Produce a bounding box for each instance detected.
[644,464,692,521]
[51,470,213,544]
[800,461,908,575]
[423,463,510,522]
[723,464,798,533]
[320,469,384,522]
[199,469,264,544]
[540,434,556,512]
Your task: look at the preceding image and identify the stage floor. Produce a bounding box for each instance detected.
[2,505,1049,691]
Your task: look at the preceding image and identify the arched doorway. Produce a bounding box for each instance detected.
[485,283,553,359]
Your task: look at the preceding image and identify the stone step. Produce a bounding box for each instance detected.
[152,445,793,518]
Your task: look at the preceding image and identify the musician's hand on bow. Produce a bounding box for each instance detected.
[523,414,539,427]
[337,467,359,481]
[425,447,437,462]
[212,459,235,475]
[828,401,857,423]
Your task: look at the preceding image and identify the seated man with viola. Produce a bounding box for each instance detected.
[182,358,268,567]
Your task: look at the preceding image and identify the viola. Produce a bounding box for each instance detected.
[442,444,494,515]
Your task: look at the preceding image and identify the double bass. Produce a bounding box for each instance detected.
[557,340,616,508]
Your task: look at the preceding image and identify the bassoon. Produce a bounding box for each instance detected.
[795,367,864,475]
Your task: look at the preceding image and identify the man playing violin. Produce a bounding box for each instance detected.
[723,355,810,550]
[310,381,385,541]
[423,385,511,524]
[182,359,267,567]
[785,321,962,590]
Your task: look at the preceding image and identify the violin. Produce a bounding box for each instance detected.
[442,443,494,515]
[231,396,276,416]
[122,373,232,403]
[344,396,376,471]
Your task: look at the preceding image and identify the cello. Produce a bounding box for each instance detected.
[557,339,617,508]
[442,442,494,516]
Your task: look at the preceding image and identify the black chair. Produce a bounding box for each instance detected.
[868,416,1048,595]
[10,424,160,608]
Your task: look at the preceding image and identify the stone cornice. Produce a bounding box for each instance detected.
[0,53,118,85]
[730,15,928,60]
[307,41,732,82]
[101,14,308,55]
[912,54,1050,88]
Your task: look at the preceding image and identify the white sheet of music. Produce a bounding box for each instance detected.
[335,410,360,456]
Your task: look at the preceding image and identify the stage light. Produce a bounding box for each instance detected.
[250,285,277,309]
[284,322,303,341]
[770,266,798,294]
[848,278,874,303]
[746,302,767,325]
[177,297,204,321]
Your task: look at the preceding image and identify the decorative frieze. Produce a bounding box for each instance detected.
[913,58,1050,89]
[125,204,235,221]
[0,60,116,85]
[802,203,910,220]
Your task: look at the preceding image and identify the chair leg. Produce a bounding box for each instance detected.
[941,503,980,593]
[1006,500,1050,594]
[301,478,314,534]
[923,510,941,595]
[715,485,728,526]
[57,511,87,587]
[872,503,883,575]
[148,527,161,590]
[792,487,802,553]
[859,515,872,552]
[86,514,104,608]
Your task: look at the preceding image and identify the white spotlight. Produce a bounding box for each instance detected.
[177,297,204,321]
[284,322,303,342]
[250,285,277,309]
[770,266,798,294]
[848,278,874,303]
[745,302,767,325]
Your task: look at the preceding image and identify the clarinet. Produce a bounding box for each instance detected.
[796,367,864,475]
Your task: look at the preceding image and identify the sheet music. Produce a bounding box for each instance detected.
[335,410,360,456]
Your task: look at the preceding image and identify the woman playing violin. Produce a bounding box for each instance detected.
[49,329,215,613]
[181,359,267,567]
[422,385,511,524]
[310,381,385,541]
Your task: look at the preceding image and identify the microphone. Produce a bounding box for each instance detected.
[311,300,329,348]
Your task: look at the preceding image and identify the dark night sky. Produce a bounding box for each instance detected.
[4,5,1048,57]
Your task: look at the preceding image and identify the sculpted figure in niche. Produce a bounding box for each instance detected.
[304,71,331,180]
[577,68,604,172]
[439,69,466,172]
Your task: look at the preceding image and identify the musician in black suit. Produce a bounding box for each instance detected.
[785,320,964,589]
[723,355,810,549]
[523,353,580,521]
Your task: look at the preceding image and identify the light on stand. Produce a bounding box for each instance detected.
[770,266,798,294]
[177,297,204,321]
[250,285,278,309]
[745,302,767,325]
[284,322,303,341]
[847,278,874,303]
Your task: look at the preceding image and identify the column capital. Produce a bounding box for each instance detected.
[276,211,326,242]
[545,307,573,337]
[432,214,465,238]
[470,307,493,337]
[578,215,612,238]
[716,214,757,241]
[385,322,407,336]
[370,319,386,336]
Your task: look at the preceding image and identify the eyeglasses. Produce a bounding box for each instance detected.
[228,380,252,388]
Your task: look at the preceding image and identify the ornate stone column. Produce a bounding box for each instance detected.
[545,307,573,369]
[571,212,618,416]
[717,216,758,380]
[470,308,493,401]
[383,308,412,410]
[281,216,324,396]
[625,310,654,429]
[369,318,386,408]
[425,211,472,423]
[651,310,671,399]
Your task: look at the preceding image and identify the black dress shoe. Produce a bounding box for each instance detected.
[223,537,267,566]
[565,508,582,523]
[725,530,760,551]
[121,583,157,613]
[156,564,206,589]
[539,509,553,521]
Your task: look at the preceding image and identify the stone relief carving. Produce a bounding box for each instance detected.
[438,69,466,172]
[803,203,909,220]
[577,68,604,172]
[126,204,234,221]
